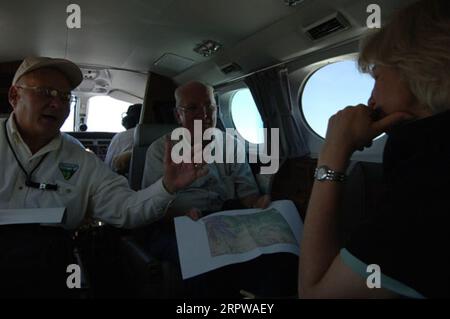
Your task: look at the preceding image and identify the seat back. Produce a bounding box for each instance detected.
[339,161,384,243]
[128,123,178,190]
[271,157,317,221]
[0,225,77,298]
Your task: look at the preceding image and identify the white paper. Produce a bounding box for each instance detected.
[175,200,303,279]
[0,207,66,225]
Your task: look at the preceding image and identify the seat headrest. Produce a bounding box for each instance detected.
[133,123,178,147]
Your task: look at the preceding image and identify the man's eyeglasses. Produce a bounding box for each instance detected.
[177,104,217,117]
[15,85,73,103]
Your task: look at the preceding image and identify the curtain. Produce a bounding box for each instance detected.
[245,67,309,158]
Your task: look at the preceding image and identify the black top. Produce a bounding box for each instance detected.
[344,110,450,298]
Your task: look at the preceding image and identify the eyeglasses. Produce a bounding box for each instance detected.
[15,85,73,103]
[177,104,217,117]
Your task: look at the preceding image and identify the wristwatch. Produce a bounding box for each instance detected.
[314,165,346,182]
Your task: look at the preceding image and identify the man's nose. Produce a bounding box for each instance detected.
[48,95,68,109]
[198,106,210,119]
[202,107,209,119]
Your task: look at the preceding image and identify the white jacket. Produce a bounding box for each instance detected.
[0,116,174,229]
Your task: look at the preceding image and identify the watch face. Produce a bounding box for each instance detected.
[317,167,328,180]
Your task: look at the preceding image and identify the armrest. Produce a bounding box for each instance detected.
[119,235,184,298]
[120,236,162,274]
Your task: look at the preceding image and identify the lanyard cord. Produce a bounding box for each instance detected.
[4,119,57,191]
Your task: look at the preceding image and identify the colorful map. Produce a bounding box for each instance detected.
[204,208,297,257]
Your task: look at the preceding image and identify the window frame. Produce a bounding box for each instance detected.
[299,65,326,140]
[298,57,375,140]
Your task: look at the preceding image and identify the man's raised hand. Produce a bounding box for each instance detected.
[162,136,208,194]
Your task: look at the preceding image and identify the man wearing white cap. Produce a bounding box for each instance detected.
[0,56,207,229]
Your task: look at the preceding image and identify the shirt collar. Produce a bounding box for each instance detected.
[7,113,62,160]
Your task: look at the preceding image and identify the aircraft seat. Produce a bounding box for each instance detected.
[339,161,384,243]
[128,123,178,190]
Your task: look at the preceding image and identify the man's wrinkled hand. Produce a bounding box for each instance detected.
[162,136,208,194]
[185,208,202,221]
[253,194,271,209]
[112,151,132,174]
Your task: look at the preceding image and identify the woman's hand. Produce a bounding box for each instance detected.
[320,105,413,170]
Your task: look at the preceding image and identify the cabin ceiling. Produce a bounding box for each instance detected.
[0,0,416,87]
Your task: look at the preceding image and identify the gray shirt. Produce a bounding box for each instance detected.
[141,130,260,213]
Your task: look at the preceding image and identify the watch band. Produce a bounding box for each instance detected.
[314,165,346,182]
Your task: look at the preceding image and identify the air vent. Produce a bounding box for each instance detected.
[77,68,111,93]
[93,87,108,94]
[220,63,242,75]
[83,70,99,80]
[304,13,350,41]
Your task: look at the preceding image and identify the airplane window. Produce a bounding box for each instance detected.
[61,96,78,132]
[230,88,264,144]
[86,96,131,132]
[301,60,375,138]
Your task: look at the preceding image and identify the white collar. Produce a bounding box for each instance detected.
[7,113,62,160]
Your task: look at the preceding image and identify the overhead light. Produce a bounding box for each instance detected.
[284,0,305,7]
[194,40,223,57]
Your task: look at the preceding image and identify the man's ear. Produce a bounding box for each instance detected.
[8,86,19,109]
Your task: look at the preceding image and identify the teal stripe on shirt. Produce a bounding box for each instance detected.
[340,248,425,299]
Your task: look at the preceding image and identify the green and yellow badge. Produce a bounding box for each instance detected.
[59,163,79,181]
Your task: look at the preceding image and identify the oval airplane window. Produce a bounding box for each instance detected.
[301,60,375,139]
[231,88,264,144]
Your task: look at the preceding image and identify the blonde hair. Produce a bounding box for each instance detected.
[358,0,450,113]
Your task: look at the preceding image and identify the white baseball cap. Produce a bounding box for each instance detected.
[12,56,83,90]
